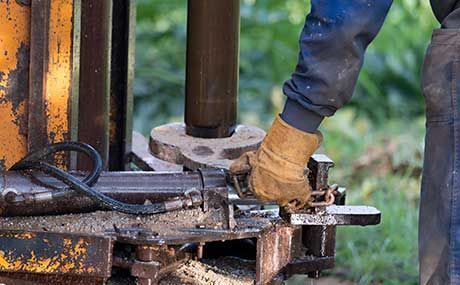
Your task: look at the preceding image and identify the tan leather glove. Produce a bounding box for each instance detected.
[230,115,322,209]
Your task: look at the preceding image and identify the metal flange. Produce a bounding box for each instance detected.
[149,123,265,170]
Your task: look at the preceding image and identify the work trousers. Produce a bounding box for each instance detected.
[281,1,460,284]
[420,29,460,285]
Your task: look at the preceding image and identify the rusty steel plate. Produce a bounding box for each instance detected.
[0,230,113,277]
[149,123,265,170]
[0,272,105,285]
[256,225,297,285]
[283,205,381,226]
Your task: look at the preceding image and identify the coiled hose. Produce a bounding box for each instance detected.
[9,142,170,215]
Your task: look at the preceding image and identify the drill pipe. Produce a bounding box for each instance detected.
[185,0,240,138]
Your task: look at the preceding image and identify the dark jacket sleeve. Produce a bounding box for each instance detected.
[281,0,393,132]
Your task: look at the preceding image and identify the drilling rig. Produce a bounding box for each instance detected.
[0,1,380,284]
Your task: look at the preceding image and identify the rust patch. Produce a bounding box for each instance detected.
[0,238,91,274]
[0,232,37,240]
[0,233,110,276]
[0,2,30,169]
[45,0,73,145]
[13,232,36,239]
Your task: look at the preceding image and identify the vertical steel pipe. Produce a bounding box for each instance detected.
[78,0,112,170]
[185,0,240,138]
[109,0,136,171]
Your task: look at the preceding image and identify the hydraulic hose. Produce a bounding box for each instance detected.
[9,142,196,215]
[11,141,103,189]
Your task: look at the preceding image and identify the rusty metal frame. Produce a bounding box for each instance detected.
[0,231,113,278]
[0,1,31,170]
[28,0,81,168]
[256,225,298,284]
[0,273,105,285]
[77,0,112,170]
[0,153,381,284]
[109,0,136,171]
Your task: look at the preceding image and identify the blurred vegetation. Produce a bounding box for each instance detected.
[134,1,437,284]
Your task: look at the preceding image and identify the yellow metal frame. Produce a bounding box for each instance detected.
[0,1,79,169]
[0,2,30,169]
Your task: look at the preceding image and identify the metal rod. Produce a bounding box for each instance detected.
[185,0,240,138]
[0,170,226,216]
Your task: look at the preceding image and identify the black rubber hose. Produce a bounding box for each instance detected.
[17,160,168,215]
[10,141,103,187]
[10,142,170,215]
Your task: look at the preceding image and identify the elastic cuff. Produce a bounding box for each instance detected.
[281,99,324,133]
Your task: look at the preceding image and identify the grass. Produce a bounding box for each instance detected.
[319,111,424,284]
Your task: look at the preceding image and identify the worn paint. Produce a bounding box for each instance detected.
[0,232,36,240]
[0,237,94,274]
[46,0,73,144]
[0,2,30,169]
[12,232,35,239]
[46,0,74,166]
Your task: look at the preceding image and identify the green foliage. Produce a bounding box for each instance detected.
[134,0,436,133]
[135,0,187,133]
[322,112,424,285]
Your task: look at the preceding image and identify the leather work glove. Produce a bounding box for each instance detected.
[230,115,322,210]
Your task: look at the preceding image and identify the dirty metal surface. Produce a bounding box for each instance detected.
[256,224,297,285]
[28,0,79,168]
[0,1,30,169]
[150,123,265,170]
[46,0,79,155]
[0,170,226,216]
[78,0,112,170]
[0,205,280,246]
[0,209,227,238]
[283,205,381,226]
[0,230,113,277]
[113,213,277,246]
[303,154,340,278]
[109,0,135,171]
[0,272,105,285]
[0,151,382,283]
[285,256,335,277]
[301,225,336,278]
[130,131,182,171]
[308,154,335,191]
[132,244,190,284]
[28,0,50,154]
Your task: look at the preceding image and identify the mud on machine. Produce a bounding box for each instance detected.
[0,1,380,284]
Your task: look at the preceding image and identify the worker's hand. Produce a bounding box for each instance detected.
[230,115,322,210]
